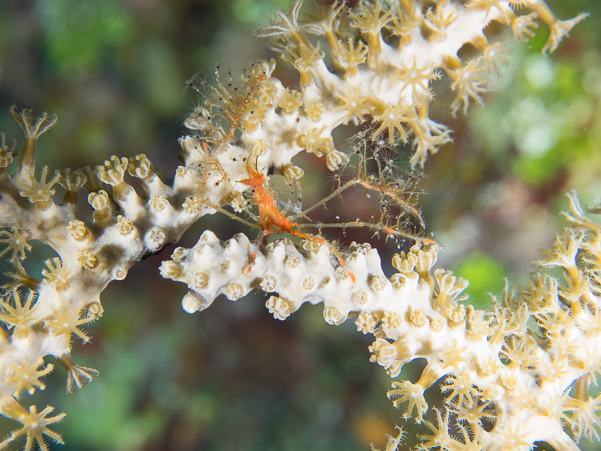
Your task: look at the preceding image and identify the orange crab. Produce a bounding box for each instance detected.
[239,164,356,283]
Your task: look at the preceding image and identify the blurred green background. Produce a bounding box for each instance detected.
[0,0,600,450]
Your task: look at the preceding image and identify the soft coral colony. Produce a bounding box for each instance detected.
[0,0,593,450]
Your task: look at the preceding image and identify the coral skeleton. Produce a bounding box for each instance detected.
[0,0,594,450]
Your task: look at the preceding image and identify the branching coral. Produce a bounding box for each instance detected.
[0,0,593,450]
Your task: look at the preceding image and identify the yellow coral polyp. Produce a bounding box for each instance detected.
[356,312,377,334]
[265,296,292,320]
[77,251,97,270]
[278,89,303,114]
[18,166,59,207]
[41,258,70,291]
[67,220,89,241]
[128,154,152,179]
[303,99,324,121]
[116,215,135,235]
[88,190,109,211]
[96,155,128,186]
[296,127,333,157]
[0,228,31,262]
